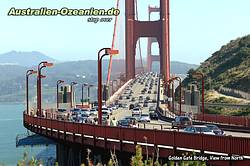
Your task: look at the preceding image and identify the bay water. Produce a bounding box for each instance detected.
[0,104,55,166]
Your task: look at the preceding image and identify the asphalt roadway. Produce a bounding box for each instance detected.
[110,73,250,138]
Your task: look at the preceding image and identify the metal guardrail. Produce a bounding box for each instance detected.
[24,113,250,159]
[193,114,250,128]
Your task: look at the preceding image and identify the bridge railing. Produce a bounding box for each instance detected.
[193,114,250,128]
[24,113,250,157]
[158,104,250,128]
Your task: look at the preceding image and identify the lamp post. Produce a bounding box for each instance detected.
[37,61,53,117]
[82,83,87,107]
[166,79,173,112]
[109,81,113,96]
[81,83,94,107]
[112,79,118,92]
[70,82,77,108]
[169,76,182,115]
[57,80,64,109]
[26,70,37,115]
[192,72,205,115]
[98,48,119,125]
[87,84,94,105]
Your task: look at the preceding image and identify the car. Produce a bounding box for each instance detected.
[101,111,110,119]
[205,124,225,135]
[172,116,192,129]
[122,104,128,108]
[81,108,90,115]
[79,114,90,123]
[184,125,215,135]
[132,114,141,121]
[102,107,112,115]
[118,103,123,108]
[124,116,136,123]
[89,109,97,116]
[149,112,158,120]
[139,100,144,103]
[80,110,90,117]
[134,103,142,109]
[119,96,123,100]
[70,108,81,116]
[117,119,130,127]
[58,108,67,112]
[132,107,142,115]
[129,104,135,110]
[138,114,150,122]
[149,106,156,112]
[102,116,109,125]
[111,105,118,110]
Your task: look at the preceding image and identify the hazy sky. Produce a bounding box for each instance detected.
[0,0,250,64]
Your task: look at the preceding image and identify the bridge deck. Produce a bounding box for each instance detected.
[24,113,250,159]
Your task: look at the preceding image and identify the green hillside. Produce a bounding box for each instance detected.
[183,34,250,93]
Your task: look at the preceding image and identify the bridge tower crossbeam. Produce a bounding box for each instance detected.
[125,0,170,81]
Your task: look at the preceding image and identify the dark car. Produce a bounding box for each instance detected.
[131,97,135,102]
[118,119,130,127]
[149,106,156,112]
[149,112,158,120]
[143,102,148,107]
[206,124,225,135]
[58,108,67,112]
[129,104,134,110]
[172,116,192,129]
[124,116,136,123]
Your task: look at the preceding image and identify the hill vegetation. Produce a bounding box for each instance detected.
[183,34,250,93]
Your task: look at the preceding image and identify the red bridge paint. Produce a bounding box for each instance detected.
[24,113,250,166]
[194,114,250,128]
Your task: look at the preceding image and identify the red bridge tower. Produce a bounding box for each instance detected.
[125,0,170,81]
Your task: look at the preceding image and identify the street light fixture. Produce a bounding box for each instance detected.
[37,61,53,117]
[56,80,64,109]
[26,70,37,115]
[192,72,205,115]
[98,48,119,125]
[70,81,77,108]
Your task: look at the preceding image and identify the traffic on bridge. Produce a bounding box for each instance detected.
[19,0,250,165]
